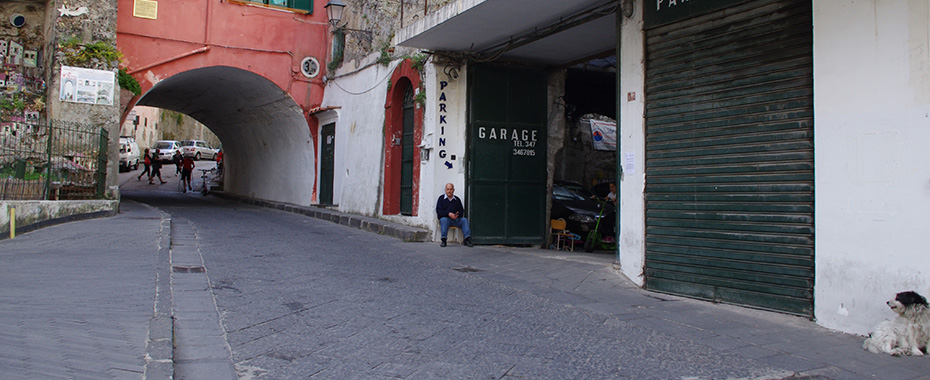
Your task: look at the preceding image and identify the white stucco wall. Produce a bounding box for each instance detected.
[321,61,395,216]
[618,7,647,286]
[420,62,469,234]
[813,0,930,335]
[321,57,469,236]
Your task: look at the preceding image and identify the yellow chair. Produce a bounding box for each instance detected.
[435,220,462,243]
[550,219,574,251]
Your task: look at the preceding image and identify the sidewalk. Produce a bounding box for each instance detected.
[0,200,172,380]
[2,197,930,379]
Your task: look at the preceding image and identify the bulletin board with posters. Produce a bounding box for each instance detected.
[59,66,115,106]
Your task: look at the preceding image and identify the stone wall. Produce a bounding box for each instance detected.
[46,0,121,196]
[0,199,118,240]
[0,2,48,124]
[555,113,617,189]
[336,0,454,71]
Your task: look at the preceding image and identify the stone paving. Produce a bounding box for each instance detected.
[0,201,164,380]
[3,189,930,379]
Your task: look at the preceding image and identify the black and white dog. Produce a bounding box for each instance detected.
[863,291,930,356]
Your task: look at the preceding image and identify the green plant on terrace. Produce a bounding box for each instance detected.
[1,92,26,113]
[376,33,396,66]
[61,40,123,67]
[410,53,429,72]
[118,69,142,96]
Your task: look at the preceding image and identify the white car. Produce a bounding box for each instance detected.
[119,137,140,171]
[180,140,217,160]
[152,140,181,163]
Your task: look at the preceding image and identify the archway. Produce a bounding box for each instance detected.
[136,66,315,206]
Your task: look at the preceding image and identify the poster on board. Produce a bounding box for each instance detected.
[59,66,115,105]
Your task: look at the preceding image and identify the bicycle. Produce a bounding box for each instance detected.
[198,168,215,196]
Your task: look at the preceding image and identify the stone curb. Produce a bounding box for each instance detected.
[213,192,431,242]
[143,211,174,380]
[0,203,118,241]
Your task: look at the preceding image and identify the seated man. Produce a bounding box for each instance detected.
[436,182,473,247]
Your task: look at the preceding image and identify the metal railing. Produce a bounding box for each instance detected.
[0,119,108,200]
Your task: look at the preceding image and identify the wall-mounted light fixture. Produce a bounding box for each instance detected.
[325,0,373,39]
[621,0,635,18]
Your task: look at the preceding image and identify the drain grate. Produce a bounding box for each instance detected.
[172,266,205,273]
[451,266,481,273]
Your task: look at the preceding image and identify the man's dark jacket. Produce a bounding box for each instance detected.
[436,195,464,220]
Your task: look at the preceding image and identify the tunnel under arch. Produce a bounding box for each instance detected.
[136,66,315,206]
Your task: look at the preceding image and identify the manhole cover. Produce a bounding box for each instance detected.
[451,266,481,273]
[172,266,204,273]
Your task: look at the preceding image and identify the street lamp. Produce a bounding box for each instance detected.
[324,0,372,38]
[324,0,345,28]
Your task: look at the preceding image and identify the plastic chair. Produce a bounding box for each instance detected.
[550,219,574,251]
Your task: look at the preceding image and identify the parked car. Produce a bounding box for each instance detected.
[180,140,217,160]
[119,137,140,171]
[551,182,614,236]
[555,180,594,199]
[152,140,181,162]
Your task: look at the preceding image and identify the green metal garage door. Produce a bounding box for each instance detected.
[467,64,547,245]
[643,0,814,316]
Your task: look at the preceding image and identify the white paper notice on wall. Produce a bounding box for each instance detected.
[624,152,636,175]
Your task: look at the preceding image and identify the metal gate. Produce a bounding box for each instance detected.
[643,0,814,316]
[467,64,547,245]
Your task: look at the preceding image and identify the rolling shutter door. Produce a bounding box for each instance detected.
[643,1,814,316]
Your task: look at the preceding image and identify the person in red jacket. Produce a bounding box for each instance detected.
[215,149,224,175]
[180,155,195,192]
[137,148,151,181]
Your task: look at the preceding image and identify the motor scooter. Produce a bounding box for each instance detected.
[583,197,617,252]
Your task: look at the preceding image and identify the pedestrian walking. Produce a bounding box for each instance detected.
[180,155,195,192]
[172,151,183,177]
[149,152,166,184]
[137,148,151,181]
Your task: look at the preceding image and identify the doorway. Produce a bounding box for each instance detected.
[320,122,335,205]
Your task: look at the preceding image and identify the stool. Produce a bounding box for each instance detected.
[435,221,463,243]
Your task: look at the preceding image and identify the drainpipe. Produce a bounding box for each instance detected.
[614,8,622,267]
[204,0,213,45]
[126,46,211,75]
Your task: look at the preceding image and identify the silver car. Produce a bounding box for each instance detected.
[152,140,181,162]
[180,140,217,160]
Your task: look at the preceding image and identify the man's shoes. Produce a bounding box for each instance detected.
[440,238,447,247]
[465,237,473,247]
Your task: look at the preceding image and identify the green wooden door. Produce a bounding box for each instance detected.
[320,123,335,205]
[467,65,547,245]
[400,86,415,215]
[643,0,814,316]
